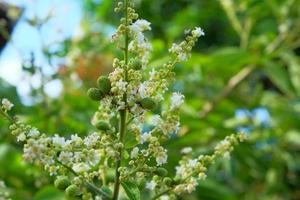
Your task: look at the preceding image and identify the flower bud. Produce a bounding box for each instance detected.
[54,176,70,190]
[155,167,168,177]
[140,97,156,110]
[132,59,142,70]
[95,120,110,131]
[97,76,111,94]
[65,184,81,196]
[163,177,172,186]
[87,88,103,101]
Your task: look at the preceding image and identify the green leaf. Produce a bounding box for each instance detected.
[281,52,300,96]
[34,186,64,200]
[121,181,140,200]
[263,61,295,96]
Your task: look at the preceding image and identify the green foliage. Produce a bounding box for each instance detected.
[1,0,300,199]
[121,181,140,200]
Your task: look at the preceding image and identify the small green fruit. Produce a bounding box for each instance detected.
[54,176,70,190]
[65,184,81,196]
[155,167,168,177]
[163,177,172,186]
[87,88,103,101]
[95,120,110,131]
[132,59,142,70]
[140,97,156,110]
[97,76,111,94]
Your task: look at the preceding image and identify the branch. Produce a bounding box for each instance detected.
[199,65,256,119]
[56,159,112,199]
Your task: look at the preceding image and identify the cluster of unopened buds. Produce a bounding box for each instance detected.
[0,1,246,200]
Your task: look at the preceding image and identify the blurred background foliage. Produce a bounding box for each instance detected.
[0,0,300,199]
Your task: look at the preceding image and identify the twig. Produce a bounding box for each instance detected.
[199,65,256,119]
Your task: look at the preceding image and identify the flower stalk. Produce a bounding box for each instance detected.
[112,0,129,199]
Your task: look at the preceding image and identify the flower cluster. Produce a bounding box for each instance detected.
[0,180,11,200]
[0,1,245,200]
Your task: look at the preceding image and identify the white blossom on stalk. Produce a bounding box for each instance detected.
[17,132,26,142]
[192,27,205,37]
[130,19,151,33]
[28,128,40,138]
[52,134,66,147]
[58,151,73,164]
[181,147,193,154]
[1,98,14,111]
[170,92,185,110]
[146,180,156,190]
[72,163,90,173]
[160,195,170,200]
[156,148,168,166]
[130,147,139,158]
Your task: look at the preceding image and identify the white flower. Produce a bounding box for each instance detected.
[17,132,26,142]
[146,180,156,190]
[141,132,152,144]
[28,128,40,138]
[58,151,73,164]
[84,132,100,147]
[130,19,151,33]
[177,52,189,61]
[151,115,162,126]
[160,195,169,200]
[130,147,139,158]
[116,80,127,92]
[87,149,101,166]
[138,83,147,98]
[70,134,82,145]
[188,159,198,168]
[170,92,185,110]
[149,69,156,80]
[1,98,14,111]
[181,147,192,154]
[192,27,205,37]
[72,163,90,173]
[156,149,168,166]
[186,178,197,193]
[175,165,185,177]
[169,43,182,53]
[52,134,66,147]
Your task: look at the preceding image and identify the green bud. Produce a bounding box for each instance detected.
[95,120,110,131]
[65,184,81,196]
[163,177,172,186]
[132,59,142,70]
[97,76,111,94]
[153,175,160,181]
[87,88,103,101]
[173,177,181,184]
[155,167,168,177]
[140,97,156,110]
[54,176,70,190]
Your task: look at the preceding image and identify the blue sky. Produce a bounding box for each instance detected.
[0,0,82,102]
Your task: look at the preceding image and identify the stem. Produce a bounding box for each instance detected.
[0,109,15,123]
[151,189,172,200]
[112,110,127,200]
[56,159,111,198]
[199,64,256,119]
[112,0,129,199]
